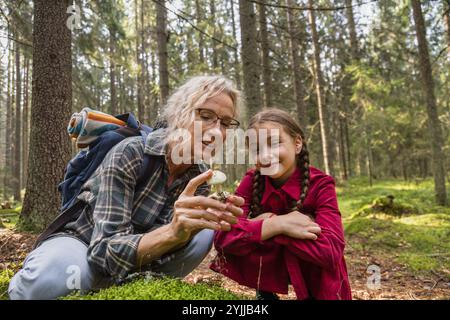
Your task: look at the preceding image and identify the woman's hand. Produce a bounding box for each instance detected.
[169,170,244,244]
[277,210,321,240]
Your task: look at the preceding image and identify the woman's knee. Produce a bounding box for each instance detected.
[153,229,214,278]
[8,236,96,300]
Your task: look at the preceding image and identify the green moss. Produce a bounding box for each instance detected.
[64,275,247,300]
[0,269,14,300]
[344,214,450,277]
[337,178,450,219]
[353,196,419,218]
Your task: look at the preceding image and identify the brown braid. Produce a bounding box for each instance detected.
[249,169,264,218]
[294,141,310,210]
[247,108,311,217]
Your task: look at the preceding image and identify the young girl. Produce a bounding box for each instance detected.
[210,108,352,300]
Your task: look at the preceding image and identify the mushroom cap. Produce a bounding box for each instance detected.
[207,170,227,185]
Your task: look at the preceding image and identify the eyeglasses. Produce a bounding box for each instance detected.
[195,108,240,129]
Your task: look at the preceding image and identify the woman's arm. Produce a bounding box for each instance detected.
[137,170,245,266]
[214,171,282,256]
[87,142,147,279]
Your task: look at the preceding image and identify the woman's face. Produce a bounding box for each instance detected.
[252,121,302,183]
[189,92,235,162]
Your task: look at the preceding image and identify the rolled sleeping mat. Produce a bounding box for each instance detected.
[67,107,126,148]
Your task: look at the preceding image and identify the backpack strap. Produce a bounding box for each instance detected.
[135,154,158,190]
[32,199,86,250]
[135,131,160,191]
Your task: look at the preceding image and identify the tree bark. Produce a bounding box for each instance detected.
[444,0,450,55]
[229,0,241,90]
[285,0,307,127]
[135,0,144,121]
[195,0,205,66]
[411,0,447,205]
[22,57,30,189]
[258,0,272,108]
[342,0,360,178]
[308,0,334,177]
[156,0,169,105]
[210,0,219,70]
[20,0,73,231]
[239,0,262,118]
[13,32,22,201]
[4,37,12,199]
[109,30,117,115]
[345,0,359,59]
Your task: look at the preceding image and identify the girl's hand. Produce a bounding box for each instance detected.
[249,212,274,221]
[170,170,244,244]
[278,210,321,240]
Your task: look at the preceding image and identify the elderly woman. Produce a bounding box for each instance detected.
[9,75,244,300]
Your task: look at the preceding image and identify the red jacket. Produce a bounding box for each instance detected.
[210,166,352,300]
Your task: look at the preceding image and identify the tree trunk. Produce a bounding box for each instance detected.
[345,0,359,59]
[13,34,22,201]
[135,0,144,121]
[195,0,205,66]
[342,0,360,178]
[366,128,374,187]
[444,0,450,55]
[20,0,73,231]
[210,0,218,70]
[4,38,12,199]
[109,30,117,115]
[411,0,447,205]
[285,0,307,127]
[229,0,241,90]
[308,0,334,177]
[156,0,169,106]
[258,0,272,108]
[239,0,261,118]
[339,118,348,180]
[141,0,149,123]
[22,57,30,189]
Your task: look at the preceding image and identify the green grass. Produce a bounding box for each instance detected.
[336,177,450,219]
[0,269,14,300]
[63,275,246,300]
[339,177,450,277]
[0,206,21,229]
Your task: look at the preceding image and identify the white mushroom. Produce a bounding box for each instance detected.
[207,160,229,202]
[207,170,227,185]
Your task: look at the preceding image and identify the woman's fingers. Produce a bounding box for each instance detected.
[206,208,238,225]
[177,195,227,211]
[181,208,221,223]
[176,206,238,226]
[219,220,231,231]
[224,202,244,217]
[226,195,245,207]
[178,215,221,231]
[177,195,244,217]
[181,170,214,196]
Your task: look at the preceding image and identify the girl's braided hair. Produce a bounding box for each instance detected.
[248,108,310,218]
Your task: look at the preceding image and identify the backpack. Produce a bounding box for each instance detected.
[33,109,160,249]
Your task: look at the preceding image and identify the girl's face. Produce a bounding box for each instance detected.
[253,121,302,183]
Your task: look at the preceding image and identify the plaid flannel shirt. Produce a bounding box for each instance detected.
[63,128,210,279]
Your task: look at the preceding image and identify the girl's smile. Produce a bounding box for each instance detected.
[253,121,302,187]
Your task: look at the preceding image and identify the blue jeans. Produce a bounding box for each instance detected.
[8,229,214,300]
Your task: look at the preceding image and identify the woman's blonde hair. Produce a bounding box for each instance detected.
[160,75,241,143]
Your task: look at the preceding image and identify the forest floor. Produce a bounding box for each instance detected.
[1,178,449,300]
